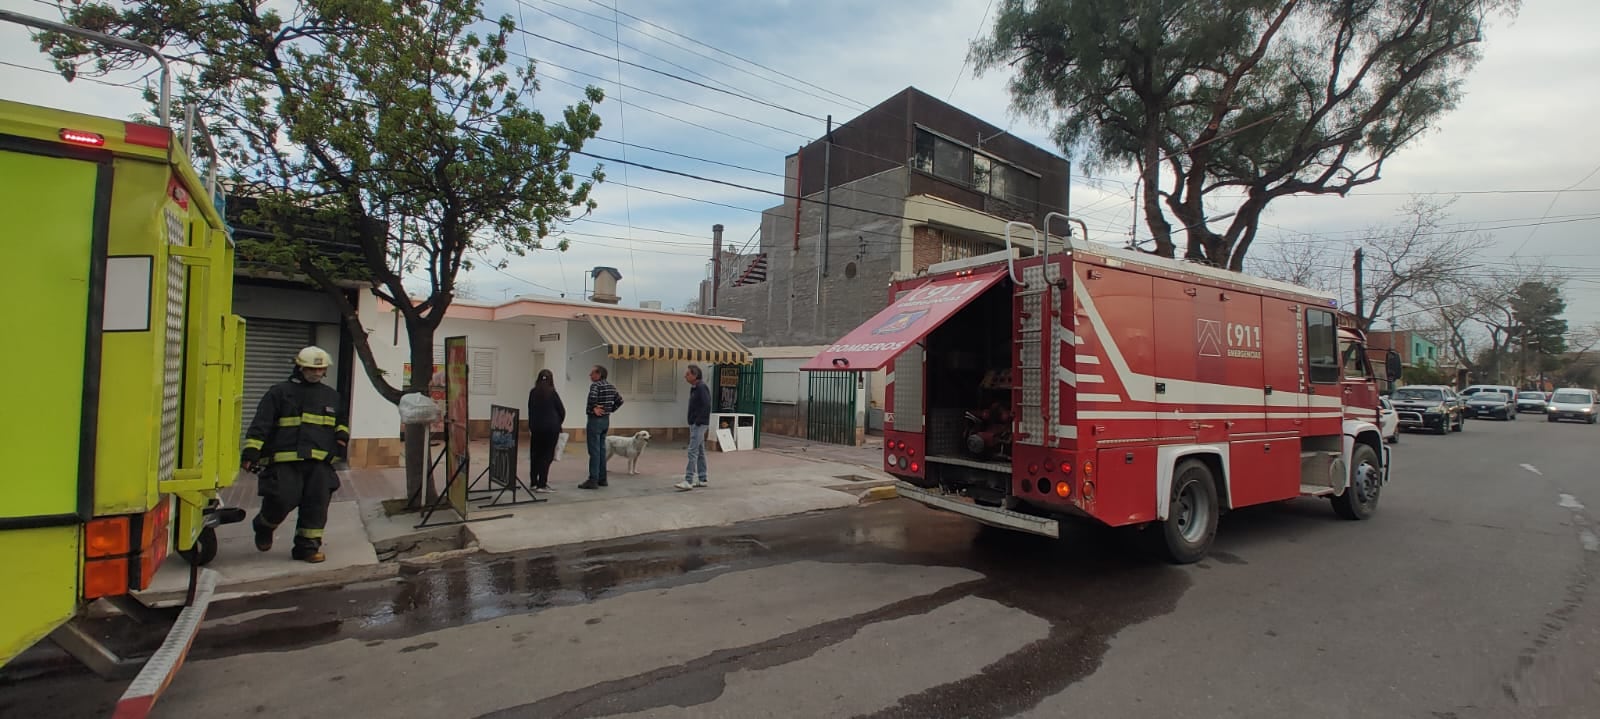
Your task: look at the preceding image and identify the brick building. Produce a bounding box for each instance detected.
[708,88,1071,440]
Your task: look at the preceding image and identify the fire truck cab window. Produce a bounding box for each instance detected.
[1340,339,1369,380]
[1306,309,1339,384]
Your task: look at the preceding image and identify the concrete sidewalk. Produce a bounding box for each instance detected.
[136,435,894,604]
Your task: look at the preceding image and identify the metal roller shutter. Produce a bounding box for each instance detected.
[242,318,315,440]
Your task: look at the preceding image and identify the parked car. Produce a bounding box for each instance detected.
[1378,396,1399,444]
[1464,391,1516,420]
[1547,388,1599,424]
[1390,385,1465,435]
[1516,391,1549,413]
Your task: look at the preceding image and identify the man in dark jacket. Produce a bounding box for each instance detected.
[578,365,624,490]
[242,346,348,563]
[675,364,712,491]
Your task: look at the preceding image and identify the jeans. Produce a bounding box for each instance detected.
[685,424,708,483]
[586,415,610,483]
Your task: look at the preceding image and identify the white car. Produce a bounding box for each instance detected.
[1379,397,1399,444]
[1547,388,1599,424]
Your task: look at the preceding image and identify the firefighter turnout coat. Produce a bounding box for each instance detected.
[242,373,349,467]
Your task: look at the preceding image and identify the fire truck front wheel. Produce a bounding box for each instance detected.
[1156,459,1219,564]
[1332,444,1382,521]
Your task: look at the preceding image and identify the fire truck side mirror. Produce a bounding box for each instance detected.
[1384,350,1403,382]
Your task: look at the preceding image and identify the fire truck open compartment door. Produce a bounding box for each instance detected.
[802,268,1010,372]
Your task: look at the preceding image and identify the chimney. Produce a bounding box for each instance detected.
[711,223,724,312]
[589,266,622,304]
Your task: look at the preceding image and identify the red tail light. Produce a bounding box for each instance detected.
[910,462,920,472]
[1060,460,1073,475]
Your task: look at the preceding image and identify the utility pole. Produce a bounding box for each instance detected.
[815,115,833,337]
[1352,247,1365,329]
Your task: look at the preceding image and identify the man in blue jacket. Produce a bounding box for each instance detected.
[675,364,712,491]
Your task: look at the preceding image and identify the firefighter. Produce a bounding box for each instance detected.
[241,346,348,563]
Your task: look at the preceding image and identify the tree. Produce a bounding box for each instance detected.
[40,0,605,504]
[1349,198,1488,331]
[1510,280,1568,384]
[971,0,1519,270]
[1402,359,1452,386]
[1250,197,1487,330]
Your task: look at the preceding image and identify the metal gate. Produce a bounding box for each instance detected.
[241,317,315,439]
[806,370,857,445]
[714,359,764,449]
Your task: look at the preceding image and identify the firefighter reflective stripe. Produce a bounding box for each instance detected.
[335,425,349,435]
[295,528,324,539]
[277,413,337,428]
[271,449,330,462]
[277,417,301,427]
[244,439,264,450]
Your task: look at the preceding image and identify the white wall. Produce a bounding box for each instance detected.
[349,298,698,439]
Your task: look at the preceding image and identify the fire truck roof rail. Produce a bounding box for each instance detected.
[0,10,172,126]
[927,246,1020,275]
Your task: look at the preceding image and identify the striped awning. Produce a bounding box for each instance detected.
[588,314,752,365]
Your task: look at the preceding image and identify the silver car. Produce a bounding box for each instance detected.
[1516,391,1548,413]
[1547,388,1599,424]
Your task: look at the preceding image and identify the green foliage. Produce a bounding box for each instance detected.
[39,0,604,400]
[971,0,1520,270]
[1510,280,1568,357]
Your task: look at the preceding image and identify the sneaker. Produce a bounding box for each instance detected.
[674,480,695,491]
[693,479,708,488]
[578,481,599,490]
[534,486,555,493]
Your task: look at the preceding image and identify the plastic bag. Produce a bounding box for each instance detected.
[399,392,441,425]
[553,432,570,461]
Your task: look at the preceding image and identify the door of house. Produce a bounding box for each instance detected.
[806,370,857,445]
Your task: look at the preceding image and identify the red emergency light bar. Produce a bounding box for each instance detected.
[59,128,106,147]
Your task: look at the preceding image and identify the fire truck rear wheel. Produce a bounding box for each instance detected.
[179,527,219,567]
[1157,459,1219,564]
[1332,444,1381,521]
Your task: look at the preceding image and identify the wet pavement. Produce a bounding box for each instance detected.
[5,416,1600,718]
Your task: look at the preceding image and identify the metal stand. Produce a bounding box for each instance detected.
[414,445,512,528]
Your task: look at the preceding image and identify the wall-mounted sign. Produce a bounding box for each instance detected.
[539,333,561,342]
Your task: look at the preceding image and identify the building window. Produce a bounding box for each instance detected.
[914,127,1039,207]
[470,349,497,395]
[612,359,680,400]
[913,128,968,184]
[1306,309,1338,384]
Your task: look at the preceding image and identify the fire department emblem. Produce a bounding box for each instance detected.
[1196,319,1224,357]
[871,309,929,335]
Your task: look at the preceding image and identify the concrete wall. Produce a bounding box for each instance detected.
[716,168,909,347]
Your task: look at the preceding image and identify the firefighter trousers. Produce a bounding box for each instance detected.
[253,460,339,554]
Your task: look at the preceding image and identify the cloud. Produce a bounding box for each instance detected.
[5,0,1596,325]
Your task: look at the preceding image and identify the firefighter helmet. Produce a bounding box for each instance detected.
[295,346,332,369]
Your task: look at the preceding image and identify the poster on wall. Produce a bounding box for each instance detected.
[444,336,470,520]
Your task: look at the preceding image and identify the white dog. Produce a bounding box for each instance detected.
[605,430,652,475]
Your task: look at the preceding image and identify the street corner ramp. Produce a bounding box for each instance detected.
[134,502,391,607]
[467,482,863,554]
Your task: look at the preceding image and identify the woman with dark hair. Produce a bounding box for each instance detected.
[526,369,565,492]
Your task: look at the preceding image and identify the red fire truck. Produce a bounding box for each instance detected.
[804,219,1401,563]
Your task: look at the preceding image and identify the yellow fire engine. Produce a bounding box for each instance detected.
[1,10,245,712]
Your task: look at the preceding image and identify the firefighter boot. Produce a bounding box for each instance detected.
[251,514,277,552]
[291,530,325,563]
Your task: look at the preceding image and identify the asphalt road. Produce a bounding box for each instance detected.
[4,412,1599,718]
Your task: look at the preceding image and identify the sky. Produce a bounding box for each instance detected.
[3,0,1597,332]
